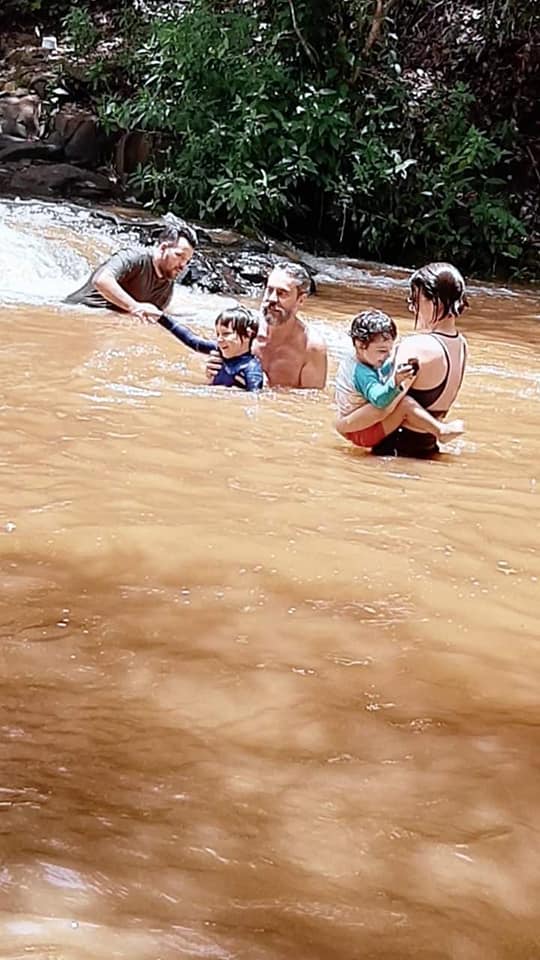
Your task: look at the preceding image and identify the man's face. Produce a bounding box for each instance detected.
[261,268,305,327]
[157,239,194,279]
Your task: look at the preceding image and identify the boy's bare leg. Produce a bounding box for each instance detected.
[400,396,464,443]
[335,391,403,436]
[337,395,464,443]
[350,396,465,442]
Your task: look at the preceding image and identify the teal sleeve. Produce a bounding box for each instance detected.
[353,363,401,409]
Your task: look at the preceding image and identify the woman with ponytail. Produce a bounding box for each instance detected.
[336,262,468,457]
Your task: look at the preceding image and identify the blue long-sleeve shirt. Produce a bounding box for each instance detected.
[353,358,401,409]
[159,314,263,392]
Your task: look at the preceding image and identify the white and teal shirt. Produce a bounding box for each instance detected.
[334,349,400,416]
[353,358,401,409]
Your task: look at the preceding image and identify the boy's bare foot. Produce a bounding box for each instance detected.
[439,419,465,443]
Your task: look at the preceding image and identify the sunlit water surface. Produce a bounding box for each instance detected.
[1,202,540,959]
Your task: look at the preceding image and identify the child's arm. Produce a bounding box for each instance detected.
[158,314,216,355]
[335,364,415,434]
[354,363,402,409]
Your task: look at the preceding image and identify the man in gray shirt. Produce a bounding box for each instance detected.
[64,222,197,322]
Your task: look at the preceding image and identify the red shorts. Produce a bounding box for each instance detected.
[345,422,386,448]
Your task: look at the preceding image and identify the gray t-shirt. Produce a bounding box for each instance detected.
[64,247,174,310]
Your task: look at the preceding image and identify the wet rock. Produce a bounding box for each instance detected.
[202,227,255,248]
[0,161,119,199]
[184,255,233,294]
[0,91,40,138]
[114,129,151,181]
[182,247,316,296]
[0,136,61,161]
[49,106,111,166]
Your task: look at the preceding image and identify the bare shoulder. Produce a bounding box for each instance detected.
[300,323,328,388]
[304,324,327,356]
[397,332,442,360]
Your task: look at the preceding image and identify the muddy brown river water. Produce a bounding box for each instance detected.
[1,203,540,959]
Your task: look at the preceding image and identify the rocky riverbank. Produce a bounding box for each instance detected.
[1,195,317,297]
[0,26,150,202]
[0,29,318,296]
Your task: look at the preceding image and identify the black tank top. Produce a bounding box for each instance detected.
[408,332,467,416]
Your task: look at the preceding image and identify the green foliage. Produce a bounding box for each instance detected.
[62,6,99,56]
[92,0,536,278]
[336,82,528,274]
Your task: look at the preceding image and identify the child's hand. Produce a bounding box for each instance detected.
[395,360,418,386]
[205,350,223,382]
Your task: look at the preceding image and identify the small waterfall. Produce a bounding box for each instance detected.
[0,201,137,305]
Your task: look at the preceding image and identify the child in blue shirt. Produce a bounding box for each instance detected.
[335,310,464,448]
[159,305,263,391]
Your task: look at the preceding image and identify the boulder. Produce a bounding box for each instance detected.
[0,160,119,199]
[114,129,151,180]
[0,137,62,161]
[0,91,40,138]
[49,106,111,166]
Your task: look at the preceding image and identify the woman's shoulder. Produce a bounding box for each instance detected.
[400,332,445,357]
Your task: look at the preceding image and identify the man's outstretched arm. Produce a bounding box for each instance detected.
[94,269,161,320]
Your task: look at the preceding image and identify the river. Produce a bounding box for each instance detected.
[1,200,540,960]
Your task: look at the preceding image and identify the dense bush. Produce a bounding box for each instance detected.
[93,0,536,277]
[10,0,537,277]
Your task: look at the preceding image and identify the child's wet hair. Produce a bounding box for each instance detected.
[216,306,259,344]
[409,262,468,320]
[350,309,397,346]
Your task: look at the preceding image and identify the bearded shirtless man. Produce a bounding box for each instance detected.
[206,262,327,389]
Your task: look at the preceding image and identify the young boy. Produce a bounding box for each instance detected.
[159,306,263,391]
[335,310,464,448]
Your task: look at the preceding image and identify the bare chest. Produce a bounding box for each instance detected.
[254,340,303,388]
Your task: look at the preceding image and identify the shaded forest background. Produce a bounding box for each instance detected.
[2,0,538,278]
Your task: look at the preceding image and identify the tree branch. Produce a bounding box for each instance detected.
[287,0,318,65]
[363,0,398,54]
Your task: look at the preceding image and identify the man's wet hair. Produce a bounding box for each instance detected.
[409,262,468,320]
[216,306,259,344]
[159,218,198,249]
[273,260,312,296]
[350,309,397,345]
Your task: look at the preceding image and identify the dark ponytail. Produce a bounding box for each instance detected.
[410,262,468,325]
